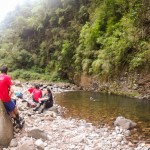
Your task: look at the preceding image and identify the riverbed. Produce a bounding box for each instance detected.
[4,83,149,149]
[54,91,150,142]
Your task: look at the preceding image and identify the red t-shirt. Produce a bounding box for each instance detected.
[28,88,34,94]
[0,74,12,102]
[33,89,42,102]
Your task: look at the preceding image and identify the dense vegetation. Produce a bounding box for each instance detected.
[0,0,149,81]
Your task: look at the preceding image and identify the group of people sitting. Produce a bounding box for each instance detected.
[24,84,53,113]
[0,65,53,130]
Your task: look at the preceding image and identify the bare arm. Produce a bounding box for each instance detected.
[39,97,48,102]
[9,86,14,97]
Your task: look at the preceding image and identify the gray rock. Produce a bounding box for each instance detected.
[111,141,118,148]
[35,139,47,150]
[116,136,123,142]
[0,100,13,147]
[48,106,60,114]
[27,128,48,141]
[14,80,22,87]
[19,140,35,150]
[9,139,18,147]
[124,130,131,136]
[114,116,137,130]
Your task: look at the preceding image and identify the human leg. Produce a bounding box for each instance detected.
[38,102,46,113]
[33,102,42,111]
[9,106,18,118]
[3,100,24,129]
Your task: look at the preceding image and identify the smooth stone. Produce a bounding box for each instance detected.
[9,139,18,147]
[0,101,14,147]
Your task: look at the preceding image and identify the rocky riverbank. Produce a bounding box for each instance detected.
[3,105,150,150]
[1,82,150,150]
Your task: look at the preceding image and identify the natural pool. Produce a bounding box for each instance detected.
[54,91,150,142]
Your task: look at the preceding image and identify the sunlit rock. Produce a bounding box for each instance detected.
[19,140,35,150]
[9,138,18,147]
[0,100,13,147]
[35,139,47,150]
[27,128,48,141]
[114,116,137,130]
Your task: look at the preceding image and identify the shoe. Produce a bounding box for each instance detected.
[12,118,17,127]
[22,99,26,102]
[15,117,25,129]
[38,108,44,114]
[17,118,25,129]
[33,107,39,111]
[19,119,25,129]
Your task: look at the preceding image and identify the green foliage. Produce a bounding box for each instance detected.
[10,70,40,80]
[0,0,149,81]
[9,49,34,69]
[78,6,89,24]
[92,50,113,76]
[61,40,71,57]
[10,69,55,81]
[129,42,150,70]
[75,0,149,76]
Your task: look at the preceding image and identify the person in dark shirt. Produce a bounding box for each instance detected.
[33,88,53,113]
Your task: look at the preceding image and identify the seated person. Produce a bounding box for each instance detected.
[32,84,42,103]
[0,66,24,129]
[21,84,35,101]
[33,88,53,113]
[15,91,23,99]
[28,84,35,94]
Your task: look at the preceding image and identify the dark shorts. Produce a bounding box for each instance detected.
[3,100,16,113]
[45,100,53,108]
[40,100,53,108]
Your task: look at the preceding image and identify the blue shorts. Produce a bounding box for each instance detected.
[3,100,16,113]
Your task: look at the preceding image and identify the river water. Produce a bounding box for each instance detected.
[54,91,150,142]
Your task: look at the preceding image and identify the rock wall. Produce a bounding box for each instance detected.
[75,73,150,100]
[0,100,14,147]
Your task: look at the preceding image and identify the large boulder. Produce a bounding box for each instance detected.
[0,100,13,147]
[27,128,49,141]
[114,116,137,130]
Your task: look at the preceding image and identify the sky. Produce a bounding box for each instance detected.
[0,0,27,22]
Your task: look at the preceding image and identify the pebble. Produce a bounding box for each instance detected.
[9,139,18,147]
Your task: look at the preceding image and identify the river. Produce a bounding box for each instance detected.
[54,91,150,142]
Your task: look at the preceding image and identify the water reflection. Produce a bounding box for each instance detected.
[54,91,150,140]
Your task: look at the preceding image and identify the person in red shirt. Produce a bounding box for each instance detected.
[28,86,34,94]
[22,84,35,99]
[0,66,24,128]
[32,84,42,103]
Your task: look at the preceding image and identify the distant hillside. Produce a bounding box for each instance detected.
[0,0,149,82]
